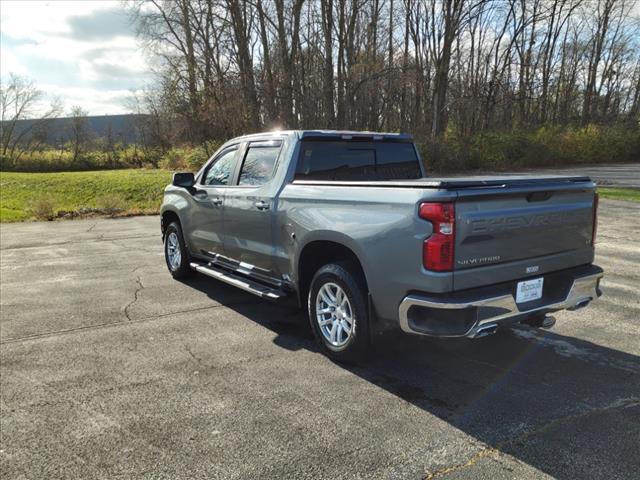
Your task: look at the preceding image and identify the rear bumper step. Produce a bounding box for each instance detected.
[190,262,286,301]
[398,267,603,338]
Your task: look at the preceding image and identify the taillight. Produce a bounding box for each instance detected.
[419,202,455,271]
[591,192,599,247]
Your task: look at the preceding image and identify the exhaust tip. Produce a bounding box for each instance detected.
[540,315,556,329]
[568,298,591,311]
[472,324,498,339]
[521,314,556,329]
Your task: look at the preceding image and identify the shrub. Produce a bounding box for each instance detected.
[1,128,636,174]
[202,140,224,157]
[0,154,13,170]
[468,131,532,170]
[158,147,187,170]
[1,145,165,172]
[121,146,163,168]
[419,137,466,172]
[184,145,210,171]
[419,124,639,173]
[27,196,56,221]
[158,144,218,172]
[95,193,127,216]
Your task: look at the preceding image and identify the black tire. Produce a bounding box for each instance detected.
[308,262,370,362]
[164,221,193,279]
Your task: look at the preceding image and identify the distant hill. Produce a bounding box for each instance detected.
[3,114,148,145]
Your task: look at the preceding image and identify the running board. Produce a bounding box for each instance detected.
[190,262,285,301]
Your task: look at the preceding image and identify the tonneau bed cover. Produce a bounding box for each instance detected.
[292,175,593,189]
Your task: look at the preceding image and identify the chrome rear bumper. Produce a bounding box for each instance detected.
[398,271,603,338]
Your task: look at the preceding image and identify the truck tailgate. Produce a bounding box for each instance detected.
[452,178,596,290]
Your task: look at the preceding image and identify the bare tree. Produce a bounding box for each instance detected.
[1,74,62,162]
[429,0,465,137]
[68,106,92,163]
[127,0,640,144]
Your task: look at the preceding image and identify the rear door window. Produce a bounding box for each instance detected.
[295,140,421,181]
[238,141,282,186]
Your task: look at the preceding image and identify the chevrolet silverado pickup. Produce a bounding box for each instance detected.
[160,130,603,361]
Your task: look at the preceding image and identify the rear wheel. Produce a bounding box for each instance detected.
[164,221,192,279]
[308,262,369,362]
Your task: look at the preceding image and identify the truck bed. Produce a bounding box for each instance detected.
[286,174,597,293]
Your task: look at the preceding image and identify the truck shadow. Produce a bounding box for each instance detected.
[183,275,640,479]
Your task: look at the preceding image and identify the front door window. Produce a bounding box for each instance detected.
[203,149,237,186]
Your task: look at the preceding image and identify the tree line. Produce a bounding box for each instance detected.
[2,0,638,172]
[0,75,154,171]
[130,0,640,147]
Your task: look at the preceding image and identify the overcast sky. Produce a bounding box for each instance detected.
[1,0,152,116]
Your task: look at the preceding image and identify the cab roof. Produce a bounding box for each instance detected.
[231,130,413,142]
[298,130,413,141]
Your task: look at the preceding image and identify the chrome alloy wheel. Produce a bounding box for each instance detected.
[315,282,354,348]
[166,232,182,271]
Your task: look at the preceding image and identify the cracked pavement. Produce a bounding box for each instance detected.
[1,200,639,479]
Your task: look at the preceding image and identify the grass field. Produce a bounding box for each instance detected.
[1,170,638,223]
[598,187,640,202]
[0,170,172,222]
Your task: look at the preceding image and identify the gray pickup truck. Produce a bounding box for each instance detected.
[160,130,603,361]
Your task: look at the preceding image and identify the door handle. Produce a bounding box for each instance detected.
[211,197,223,206]
[254,200,270,210]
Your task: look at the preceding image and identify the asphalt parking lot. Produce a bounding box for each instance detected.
[1,199,639,479]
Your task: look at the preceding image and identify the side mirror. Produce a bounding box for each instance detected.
[172,172,195,189]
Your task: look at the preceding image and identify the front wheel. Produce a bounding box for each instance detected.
[164,221,192,279]
[308,262,370,362]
